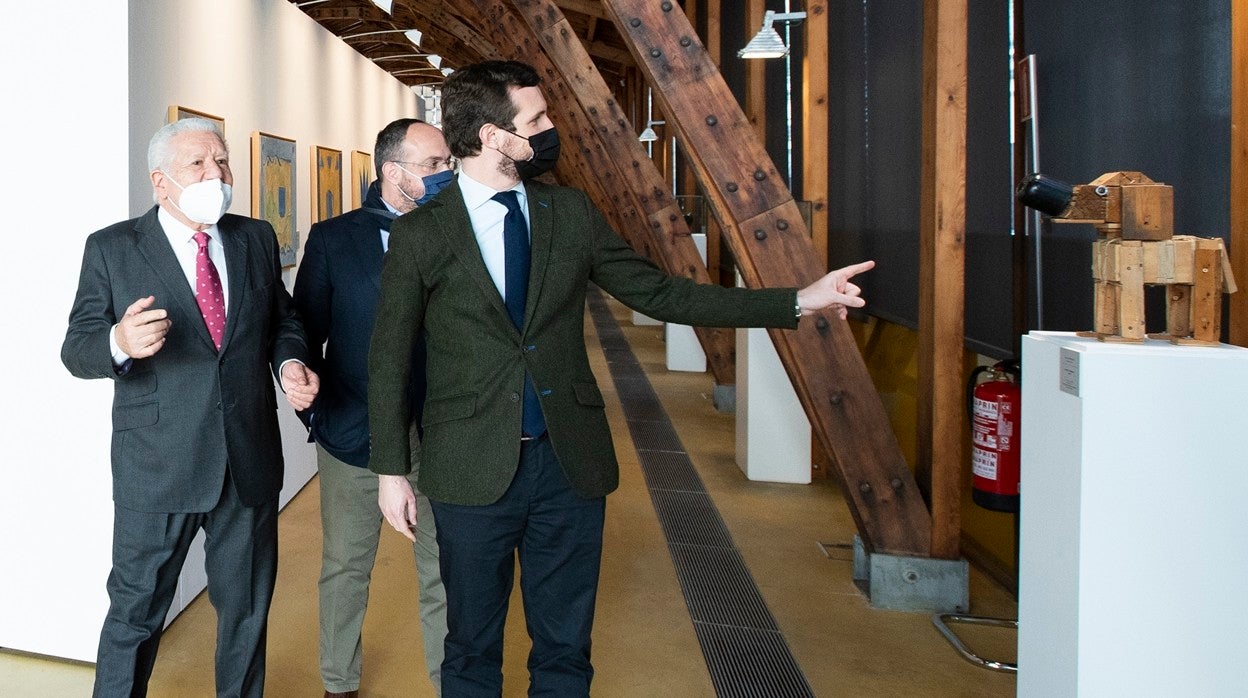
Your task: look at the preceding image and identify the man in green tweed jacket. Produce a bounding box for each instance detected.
[367,60,874,696]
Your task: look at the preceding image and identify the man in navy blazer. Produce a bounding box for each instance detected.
[62,117,319,697]
[293,118,452,698]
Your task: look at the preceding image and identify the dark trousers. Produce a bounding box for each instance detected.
[93,472,277,698]
[432,435,605,697]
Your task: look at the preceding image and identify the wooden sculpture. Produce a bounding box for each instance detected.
[1021,171,1237,344]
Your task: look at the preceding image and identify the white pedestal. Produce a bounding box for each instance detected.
[632,311,662,326]
[665,233,708,372]
[1018,332,1248,697]
[734,326,811,484]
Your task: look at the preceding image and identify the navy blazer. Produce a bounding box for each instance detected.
[62,207,309,512]
[293,184,426,467]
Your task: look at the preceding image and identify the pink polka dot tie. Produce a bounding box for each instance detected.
[192,231,226,350]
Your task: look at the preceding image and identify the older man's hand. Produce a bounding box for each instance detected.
[280,362,320,410]
[116,296,171,359]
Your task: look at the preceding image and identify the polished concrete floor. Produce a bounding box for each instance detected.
[1,298,1017,696]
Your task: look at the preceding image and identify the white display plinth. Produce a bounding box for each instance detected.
[632,311,662,326]
[734,324,810,483]
[665,234,707,372]
[1018,332,1248,697]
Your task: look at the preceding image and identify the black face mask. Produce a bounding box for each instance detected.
[510,126,561,180]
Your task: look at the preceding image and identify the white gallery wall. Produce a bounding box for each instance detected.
[0,0,420,662]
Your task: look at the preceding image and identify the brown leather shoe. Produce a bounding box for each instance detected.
[324,691,358,698]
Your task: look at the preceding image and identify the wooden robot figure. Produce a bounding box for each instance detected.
[1018,171,1237,344]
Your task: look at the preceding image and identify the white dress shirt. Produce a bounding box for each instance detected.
[110,208,230,363]
[457,171,530,299]
[109,207,303,389]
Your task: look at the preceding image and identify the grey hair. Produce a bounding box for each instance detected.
[147,117,226,172]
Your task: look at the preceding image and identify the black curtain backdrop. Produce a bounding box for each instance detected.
[820,0,1014,357]
[715,2,1228,356]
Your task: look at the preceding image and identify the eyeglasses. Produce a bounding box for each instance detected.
[392,157,456,174]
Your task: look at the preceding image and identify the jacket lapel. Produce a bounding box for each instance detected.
[218,216,249,353]
[349,212,386,293]
[132,207,217,352]
[524,183,554,331]
[428,182,513,329]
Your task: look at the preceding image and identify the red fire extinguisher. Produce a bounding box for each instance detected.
[967,361,1021,513]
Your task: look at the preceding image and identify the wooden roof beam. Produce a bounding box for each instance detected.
[555,0,609,20]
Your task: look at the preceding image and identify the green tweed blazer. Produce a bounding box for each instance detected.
[368,180,797,505]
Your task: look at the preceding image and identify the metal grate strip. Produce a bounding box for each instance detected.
[634,449,707,493]
[668,544,776,631]
[612,377,667,421]
[625,419,685,452]
[650,490,734,548]
[586,287,813,695]
[695,623,815,698]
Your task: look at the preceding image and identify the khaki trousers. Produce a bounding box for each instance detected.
[317,445,446,694]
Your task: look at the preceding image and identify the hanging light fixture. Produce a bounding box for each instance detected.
[341,28,425,49]
[738,10,807,59]
[426,54,443,69]
[737,3,808,188]
[370,0,394,14]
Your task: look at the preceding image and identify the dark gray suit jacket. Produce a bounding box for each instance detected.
[368,180,797,505]
[62,206,309,513]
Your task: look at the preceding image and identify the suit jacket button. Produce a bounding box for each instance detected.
[511,392,520,402]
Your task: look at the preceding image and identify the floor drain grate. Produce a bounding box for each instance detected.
[587,288,814,697]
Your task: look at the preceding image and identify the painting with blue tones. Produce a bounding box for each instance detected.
[250,131,298,267]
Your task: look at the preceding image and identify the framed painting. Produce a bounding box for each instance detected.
[312,146,343,223]
[250,132,298,268]
[167,105,225,138]
[351,150,373,210]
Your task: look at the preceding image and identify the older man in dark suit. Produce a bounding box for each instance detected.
[294,118,452,698]
[62,117,318,697]
[368,61,874,695]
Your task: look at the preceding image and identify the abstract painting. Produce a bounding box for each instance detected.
[251,132,298,267]
[351,150,373,210]
[312,146,343,223]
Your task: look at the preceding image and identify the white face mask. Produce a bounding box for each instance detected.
[164,175,232,225]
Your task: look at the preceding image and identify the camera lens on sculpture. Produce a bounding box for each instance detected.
[1016,173,1073,217]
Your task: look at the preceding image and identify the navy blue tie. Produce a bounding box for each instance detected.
[493,191,546,438]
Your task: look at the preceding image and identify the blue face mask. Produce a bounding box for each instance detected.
[415,169,454,206]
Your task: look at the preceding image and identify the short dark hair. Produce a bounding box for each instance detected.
[373,118,424,179]
[442,61,542,159]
